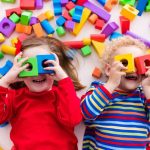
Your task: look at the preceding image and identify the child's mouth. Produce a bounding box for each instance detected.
[125,74,138,80]
[32,78,46,83]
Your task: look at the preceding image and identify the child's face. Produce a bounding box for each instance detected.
[107,45,145,91]
[22,45,54,92]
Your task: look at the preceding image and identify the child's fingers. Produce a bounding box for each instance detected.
[14,52,23,63]
[44,60,57,66]
[19,64,29,71]
[44,66,56,71]
[17,57,29,66]
[52,53,59,64]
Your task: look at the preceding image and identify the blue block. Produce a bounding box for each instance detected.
[136,0,148,16]
[56,16,66,26]
[37,54,56,74]
[53,0,62,16]
[97,0,106,6]
[0,122,9,128]
[109,32,123,41]
[72,5,83,23]
[0,60,13,77]
[41,20,55,34]
[72,0,77,2]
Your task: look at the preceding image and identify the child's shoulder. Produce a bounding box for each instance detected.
[90,80,104,87]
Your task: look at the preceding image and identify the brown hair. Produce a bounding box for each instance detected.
[10,36,85,91]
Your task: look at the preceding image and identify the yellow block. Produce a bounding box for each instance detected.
[0,33,5,43]
[92,40,105,58]
[11,37,18,47]
[120,4,139,21]
[83,38,91,45]
[146,49,150,54]
[114,53,135,73]
[73,8,91,35]
[1,45,16,55]
[45,10,54,20]
[0,146,3,150]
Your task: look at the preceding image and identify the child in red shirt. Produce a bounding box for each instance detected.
[0,36,84,150]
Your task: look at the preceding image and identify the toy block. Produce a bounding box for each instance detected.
[95,19,105,30]
[146,0,150,12]
[81,45,92,56]
[1,45,16,55]
[109,32,123,40]
[91,34,106,42]
[56,26,66,36]
[134,54,150,74]
[53,0,62,16]
[62,10,72,20]
[120,4,139,21]
[119,16,130,34]
[72,0,77,2]
[0,60,13,77]
[37,13,47,22]
[29,17,39,26]
[97,0,106,6]
[64,20,75,31]
[1,0,15,3]
[19,57,38,77]
[35,0,43,9]
[9,13,20,23]
[73,8,91,35]
[76,0,88,5]
[91,40,105,58]
[41,20,55,34]
[0,51,4,59]
[126,31,150,47]
[88,14,98,24]
[65,1,75,10]
[0,33,5,43]
[20,11,32,25]
[18,34,27,42]
[56,16,66,26]
[115,53,135,73]
[11,37,18,47]
[92,67,102,78]
[72,6,84,23]
[136,0,148,16]
[45,10,54,20]
[69,8,75,17]
[119,0,136,6]
[15,23,32,35]
[101,22,119,38]
[65,49,77,60]
[0,18,16,38]
[37,54,56,74]
[33,23,45,37]
[61,0,69,6]
[6,7,22,18]
[82,38,91,45]
[83,1,110,22]
[63,41,84,49]
[20,0,35,10]
[104,0,118,12]
[14,40,22,55]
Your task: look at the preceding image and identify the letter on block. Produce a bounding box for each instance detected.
[114,53,135,73]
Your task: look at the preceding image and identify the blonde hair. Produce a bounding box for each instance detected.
[101,36,147,71]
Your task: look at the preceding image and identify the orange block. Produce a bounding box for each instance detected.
[33,23,44,37]
[88,14,98,24]
[16,23,32,35]
[104,0,118,12]
[92,67,102,78]
[37,13,47,22]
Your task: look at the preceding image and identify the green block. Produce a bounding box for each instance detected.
[0,51,4,59]
[19,57,38,77]
[119,0,136,6]
[56,26,66,36]
[69,8,75,17]
[146,1,150,12]
[20,11,32,25]
[9,13,20,23]
[1,0,15,3]
[81,45,92,56]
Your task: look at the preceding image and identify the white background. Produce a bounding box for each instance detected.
[0,0,150,150]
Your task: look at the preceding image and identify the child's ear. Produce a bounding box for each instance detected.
[105,64,111,77]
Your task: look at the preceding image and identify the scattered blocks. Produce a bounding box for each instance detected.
[1,0,15,3]
[63,41,84,49]
[61,0,69,6]
[88,14,98,24]
[0,52,4,59]
[69,8,75,17]
[9,13,20,23]
[65,1,75,10]
[146,0,150,12]
[20,11,33,25]
[6,7,22,18]
[15,23,32,35]
[119,0,136,6]
[76,0,88,6]
[92,67,102,78]
[109,32,123,40]
[0,33,5,43]
[1,45,17,55]
[33,23,45,37]
[37,13,47,22]
[56,26,66,36]
[29,17,39,25]
[35,0,43,9]
[115,53,135,73]
[82,38,91,45]
[119,16,130,34]
[11,37,18,47]
[136,0,148,16]
[56,16,66,26]
[53,0,62,16]
[41,20,55,34]
[95,19,105,30]
[45,10,54,20]
[20,0,35,10]
[91,34,106,42]
[62,10,72,20]
[65,20,75,32]
[97,0,106,6]
[104,0,118,12]
[81,45,92,56]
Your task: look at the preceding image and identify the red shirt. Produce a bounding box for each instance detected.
[0,77,82,150]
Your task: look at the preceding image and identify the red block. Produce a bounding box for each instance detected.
[63,41,84,49]
[65,1,75,10]
[20,0,35,10]
[91,34,106,42]
[76,0,88,6]
[135,54,150,74]
[15,40,22,55]
[6,7,22,17]
[62,10,72,20]
[120,16,130,34]
[95,19,105,30]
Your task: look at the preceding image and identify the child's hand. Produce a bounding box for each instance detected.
[44,53,68,81]
[142,67,150,87]
[104,61,127,93]
[0,52,29,88]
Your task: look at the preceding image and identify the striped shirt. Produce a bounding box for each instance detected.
[81,81,150,150]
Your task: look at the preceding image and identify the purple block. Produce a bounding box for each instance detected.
[35,0,43,9]
[83,1,110,22]
[61,0,68,6]
[101,22,119,38]
[29,17,39,26]
[65,20,75,31]
[126,31,150,47]
[0,17,16,38]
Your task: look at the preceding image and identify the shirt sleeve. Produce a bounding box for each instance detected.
[55,77,82,127]
[0,86,15,124]
[80,81,113,120]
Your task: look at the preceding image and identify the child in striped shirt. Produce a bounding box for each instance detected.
[81,36,150,150]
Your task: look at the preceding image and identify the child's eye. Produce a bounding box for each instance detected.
[42,60,49,68]
[25,63,32,71]
[121,59,128,67]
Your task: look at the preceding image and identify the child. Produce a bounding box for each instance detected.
[0,36,84,150]
[81,36,150,150]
